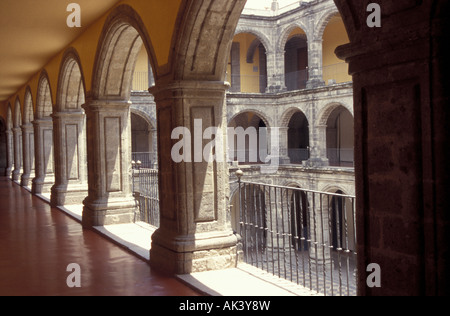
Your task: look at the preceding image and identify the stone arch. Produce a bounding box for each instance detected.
[56,48,86,112]
[130,107,156,131]
[277,23,309,53]
[36,71,54,119]
[171,0,246,81]
[322,103,354,167]
[130,109,158,167]
[317,101,353,126]
[13,97,22,128]
[280,107,310,128]
[314,9,341,41]
[282,108,310,164]
[23,87,34,124]
[21,87,35,187]
[6,103,13,131]
[228,109,272,128]
[234,27,272,55]
[50,47,89,207]
[92,4,157,101]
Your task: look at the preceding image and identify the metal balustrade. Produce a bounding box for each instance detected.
[234,171,357,296]
[132,161,160,228]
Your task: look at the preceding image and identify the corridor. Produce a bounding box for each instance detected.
[0,177,199,296]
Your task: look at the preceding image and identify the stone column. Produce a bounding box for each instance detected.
[81,100,136,227]
[50,111,88,207]
[32,118,55,195]
[149,80,238,274]
[278,127,291,164]
[306,39,325,89]
[5,130,13,178]
[20,123,34,188]
[307,196,331,269]
[265,50,287,93]
[304,124,329,167]
[12,127,22,182]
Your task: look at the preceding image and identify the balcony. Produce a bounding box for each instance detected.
[234,174,357,296]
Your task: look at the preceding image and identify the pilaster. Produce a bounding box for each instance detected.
[148,80,238,274]
[12,127,22,182]
[81,100,136,227]
[32,118,55,194]
[50,111,88,207]
[20,123,34,188]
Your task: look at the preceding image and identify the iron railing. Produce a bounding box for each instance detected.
[288,148,310,164]
[235,172,357,296]
[327,148,354,167]
[132,152,157,169]
[132,161,160,228]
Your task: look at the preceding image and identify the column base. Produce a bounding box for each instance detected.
[20,173,34,188]
[82,197,136,227]
[12,170,21,182]
[32,176,55,195]
[306,79,325,89]
[150,229,238,275]
[303,158,329,168]
[50,184,88,207]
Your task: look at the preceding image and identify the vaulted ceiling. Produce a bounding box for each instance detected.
[0,0,121,102]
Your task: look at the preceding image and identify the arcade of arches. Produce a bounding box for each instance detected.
[0,0,449,296]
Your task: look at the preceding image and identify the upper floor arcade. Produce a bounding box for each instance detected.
[227,0,351,94]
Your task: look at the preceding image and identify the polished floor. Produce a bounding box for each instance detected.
[0,177,199,296]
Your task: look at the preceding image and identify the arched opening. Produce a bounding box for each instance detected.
[330,190,356,253]
[326,106,354,167]
[33,72,55,195]
[284,29,308,91]
[290,189,309,251]
[51,50,88,207]
[12,98,23,182]
[228,33,268,93]
[287,111,310,164]
[321,13,351,85]
[228,111,268,164]
[131,112,157,169]
[21,89,35,188]
[132,44,155,91]
[84,5,158,227]
[5,104,14,178]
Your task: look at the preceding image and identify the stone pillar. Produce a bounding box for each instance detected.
[334,0,450,296]
[50,111,88,207]
[266,50,287,93]
[304,124,329,167]
[149,80,238,275]
[277,127,290,164]
[81,100,136,227]
[20,123,34,188]
[307,196,331,269]
[32,118,55,194]
[306,39,325,89]
[5,130,13,178]
[12,127,22,182]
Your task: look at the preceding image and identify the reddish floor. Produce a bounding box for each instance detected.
[0,177,200,296]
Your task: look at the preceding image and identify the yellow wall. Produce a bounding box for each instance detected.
[322,16,351,84]
[3,0,182,119]
[229,33,262,93]
[132,45,150,90]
